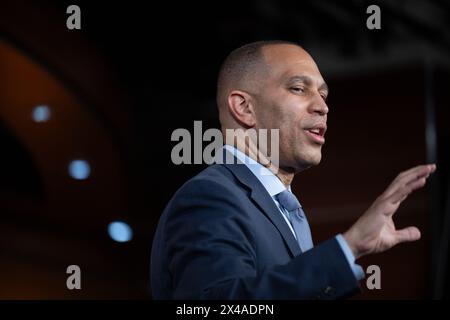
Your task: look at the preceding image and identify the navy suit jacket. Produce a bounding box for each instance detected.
[151,155,360,299]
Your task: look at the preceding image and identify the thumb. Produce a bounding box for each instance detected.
[395,226,421,244]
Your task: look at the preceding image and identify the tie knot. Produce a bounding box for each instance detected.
[276,190,302,213]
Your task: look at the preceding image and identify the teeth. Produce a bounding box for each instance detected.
[310,128,320,134]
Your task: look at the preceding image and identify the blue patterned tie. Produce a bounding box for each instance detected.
[276,190,314,252]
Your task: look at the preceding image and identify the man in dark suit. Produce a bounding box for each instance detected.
[150,40,436,299]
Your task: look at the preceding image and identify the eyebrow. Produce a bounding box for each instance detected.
[287,75,329,94]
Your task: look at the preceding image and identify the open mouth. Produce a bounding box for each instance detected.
[304,126,326,145]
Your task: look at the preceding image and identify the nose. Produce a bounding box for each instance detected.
[309,94,329,116]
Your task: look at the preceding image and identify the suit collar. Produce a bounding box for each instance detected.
[223,145,286,197]
[218,148,302,257]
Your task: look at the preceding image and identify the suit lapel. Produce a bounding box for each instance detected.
[249,182,302,257]
[220,152,302,257]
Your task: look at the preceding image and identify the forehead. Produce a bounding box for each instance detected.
[262,44,325,85]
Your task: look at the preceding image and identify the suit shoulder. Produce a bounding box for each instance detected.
[161,164,249,222]
[177,164,242,196]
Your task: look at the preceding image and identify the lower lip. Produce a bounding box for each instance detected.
[304,130,325,145]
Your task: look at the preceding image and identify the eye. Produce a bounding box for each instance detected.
[321,94,327,101]
[290,87,305,93]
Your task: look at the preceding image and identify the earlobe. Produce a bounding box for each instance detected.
[228,90,256,128]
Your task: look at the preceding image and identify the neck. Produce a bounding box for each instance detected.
[255,154,294,187]
[227,141,295,188]
[274,167,295,188]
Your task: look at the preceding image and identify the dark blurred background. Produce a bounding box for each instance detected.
[0,0,449,299]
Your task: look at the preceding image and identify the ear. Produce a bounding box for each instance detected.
[227,90,256,128]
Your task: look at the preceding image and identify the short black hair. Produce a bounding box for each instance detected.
[216,40,302,108]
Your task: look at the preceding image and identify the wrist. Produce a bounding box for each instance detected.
[343,230,362,260]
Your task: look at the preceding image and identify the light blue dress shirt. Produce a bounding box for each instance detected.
[223,145,364,281]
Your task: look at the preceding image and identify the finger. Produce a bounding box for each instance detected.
[401,164,436,185]
[395,226,421,244]
[390,165,434,192]
[397,164,435,180]
[386,177,427,204]
[382,164,435,199]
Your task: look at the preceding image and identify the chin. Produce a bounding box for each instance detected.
[296,151,322,171]
[311,151,322,165]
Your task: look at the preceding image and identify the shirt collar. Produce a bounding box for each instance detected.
[223,145,289,197]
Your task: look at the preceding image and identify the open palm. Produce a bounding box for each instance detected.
[344,164,436,259]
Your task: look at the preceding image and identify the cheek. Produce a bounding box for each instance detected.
[257,90,288,123]
[269,109,303,147]
[258,91,305,134]
[257,104,285,130]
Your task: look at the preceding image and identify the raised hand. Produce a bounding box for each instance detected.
[343,164,436,260]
